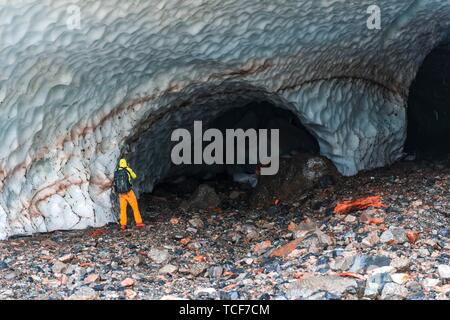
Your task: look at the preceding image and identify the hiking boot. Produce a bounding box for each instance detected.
[120,225,126,232]
[136,223,145,229]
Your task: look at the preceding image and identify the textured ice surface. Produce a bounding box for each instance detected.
[0,0,450,238]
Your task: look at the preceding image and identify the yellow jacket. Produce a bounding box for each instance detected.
[118,159,137,183]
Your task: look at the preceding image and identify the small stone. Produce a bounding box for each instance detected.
[391,273,411,285]
[359,212,370,223]
[380,226,407,244]
[84,273,100,284]
[227,291,240,300]
[437,265,450,279]
[0,289,14,297]
[417,248,430,257]
[367,267,394,288]
[58,254,74,263]
[319,175,335,188]
[189,218,204,229]
[189,263,207,277]
[148,248,170,264]
[187,241,201,250]
[369,266,395,274]
[422,278,440,287]
[68,287,98,300]
[380,283,408,300]
[406,281,423,293]
[364,282,380,298]
[361,231,379,247]
[258,293,271,300]
[160,295,186,300]
[183,184,221,210]
[243,224,259,240]
[4,272,16,280]
[131,255,145,267]
[208,266,223,279]
[121,278,135,287]
[263,260,281,273]
[286,276,357,299]
[186,227,198,234]
[169,217,179,225]
[390,257,411,271]
[125,289,137,300]
[229,191,241,200]
[344,215,357,223]
[270,238,303,258]
[159,264,178,274]
[253,240,272,255]
[314,229,334,247]
[349,255,391,273]
[330,256,355,271]
[195,287,217,296]
[411,200,423,207]
[52,261,67,274]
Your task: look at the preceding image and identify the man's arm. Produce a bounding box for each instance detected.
[126,167,137,180]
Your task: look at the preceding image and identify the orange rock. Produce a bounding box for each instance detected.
[193,255,206,262]
[334,196,387,215]
[253,240,272,254]
[79,262,95,268]
[253,268,264,275]
[89,229,107,237]
[367,218,384,225]
[223,283,238,291]
[180,237,191,245]
[406,231,420,244]
[269,238,303,258]
[84,273,100,284]
[125,289,137,299]
[288,222,298,232]
[121,278,135,287]
[337,272,365,280]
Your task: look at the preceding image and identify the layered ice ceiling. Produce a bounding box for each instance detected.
[0,0,449,239]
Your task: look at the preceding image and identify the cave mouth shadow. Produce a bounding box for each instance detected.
[405,44,450,160]
[142,99,320,209]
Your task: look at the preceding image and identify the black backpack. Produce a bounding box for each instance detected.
[114,169,132,193]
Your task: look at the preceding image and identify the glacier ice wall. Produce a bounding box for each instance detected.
[0,0,450,239]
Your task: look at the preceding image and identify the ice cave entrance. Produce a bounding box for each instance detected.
[122,96,320,209]
[405,44,450,159]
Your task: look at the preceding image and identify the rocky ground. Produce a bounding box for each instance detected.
[0,155,449,300]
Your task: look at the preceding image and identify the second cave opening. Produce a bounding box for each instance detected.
[405,44,450,159]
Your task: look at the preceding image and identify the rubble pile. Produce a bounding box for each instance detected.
[0,157,448,300]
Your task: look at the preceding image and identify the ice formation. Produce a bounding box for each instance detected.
[0,0,449,239]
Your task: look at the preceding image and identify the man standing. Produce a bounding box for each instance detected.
[114,158,145,231]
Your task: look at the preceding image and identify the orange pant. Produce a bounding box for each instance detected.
[119,189,142,226]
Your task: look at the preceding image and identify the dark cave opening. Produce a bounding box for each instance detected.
[405,44,450,159]
[145,100,320,209]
